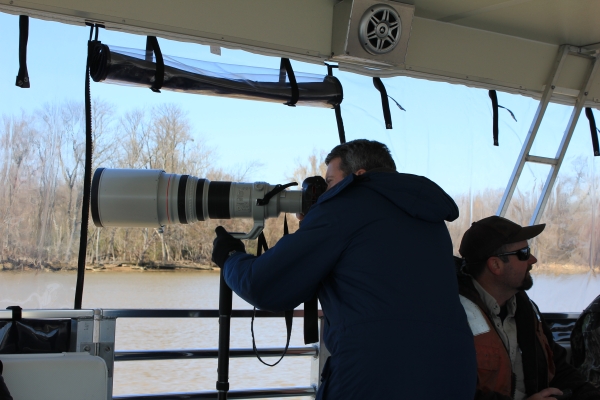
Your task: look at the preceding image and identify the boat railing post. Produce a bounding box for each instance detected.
[98,310,117,400]
[310,315,330,394]
[71,313,95,353]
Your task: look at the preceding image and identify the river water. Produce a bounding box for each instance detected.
[1,269,600,397]
[0,270,311,398]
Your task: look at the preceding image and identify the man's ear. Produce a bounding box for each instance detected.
[486,257,503,276]
[355,169,367,176]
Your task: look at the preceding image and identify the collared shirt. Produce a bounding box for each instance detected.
[472,278,527,400]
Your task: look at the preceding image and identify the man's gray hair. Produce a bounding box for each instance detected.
[325,139,396,176]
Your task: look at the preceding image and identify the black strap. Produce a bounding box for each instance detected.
[373,77,392,129]
[259,214,319,345]
[75,23,101,309]
[256,182,297,206]
[489,90,499,146]
[303,294,319,344]
[252,232,293,366]
[388,96,406,112]
[258,190,319,344]
[334,106,346,144]
[326,63,346,144]
[15,15,30,88]
[498,105,517,122]
[252,308,293,367]
[146,36,164,93]
[6,306,22,321]
[489,90,518,146]
[585,108,600,156]
[280,58,299,106]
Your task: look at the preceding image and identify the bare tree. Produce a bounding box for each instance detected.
[57,100,85,262]
[287,149,327,184]
[0,114,37,259]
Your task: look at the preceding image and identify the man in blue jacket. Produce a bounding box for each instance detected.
[212,139,477,399]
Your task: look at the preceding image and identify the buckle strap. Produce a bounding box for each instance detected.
[326,63,346,144]
[280,58,299,106]
[585,108,600,156]
[15,15,30,88]
[373,77,392,129]
[489,90,517,146]
[489,90,500,146]
[145,36,164,93]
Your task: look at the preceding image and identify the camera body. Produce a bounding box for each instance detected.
[91,168,327,239]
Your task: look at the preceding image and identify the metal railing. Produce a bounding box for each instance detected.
[99,309,327,400]
[0,309,577,400]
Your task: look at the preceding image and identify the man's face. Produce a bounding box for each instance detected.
[325,157,347,191]
[499,240,537,291]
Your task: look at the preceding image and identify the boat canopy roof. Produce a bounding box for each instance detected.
[0,0,599,108]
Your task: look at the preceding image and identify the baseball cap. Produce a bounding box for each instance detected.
[459,216,545,262]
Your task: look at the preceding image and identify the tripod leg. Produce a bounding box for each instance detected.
[217,268,232,399]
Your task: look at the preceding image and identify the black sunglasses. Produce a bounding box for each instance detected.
[494,246,531,261]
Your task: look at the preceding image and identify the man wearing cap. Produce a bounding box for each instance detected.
[458,216,600,400]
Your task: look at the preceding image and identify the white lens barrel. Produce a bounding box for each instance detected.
[91,168,303,229]
[271,187,303,216]
[92,168,167,227]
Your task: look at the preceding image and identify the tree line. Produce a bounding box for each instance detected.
[1,100,598,270]
[0,100,263,268]
[447,156,600,270]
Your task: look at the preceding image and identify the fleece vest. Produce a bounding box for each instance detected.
[460,295,555,397]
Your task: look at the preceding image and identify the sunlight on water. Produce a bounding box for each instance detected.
[0,271,75,309]
[528,271,600,313]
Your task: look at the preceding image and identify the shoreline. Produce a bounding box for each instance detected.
[531,263,599,276]
[0,260,216,272]
[1,260,598,275]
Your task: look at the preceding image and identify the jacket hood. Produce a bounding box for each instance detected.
[318,170,459,223]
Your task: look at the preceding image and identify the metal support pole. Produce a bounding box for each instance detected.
[497,45,570,216]
[217,269,233,400]
[531,52,600,224]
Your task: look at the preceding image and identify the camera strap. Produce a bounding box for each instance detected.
[251,229,293,367]
[256,182,297,206]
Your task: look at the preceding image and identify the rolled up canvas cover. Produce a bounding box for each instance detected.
[89,44,343,108]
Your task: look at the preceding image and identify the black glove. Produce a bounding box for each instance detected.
[212,226,246,268]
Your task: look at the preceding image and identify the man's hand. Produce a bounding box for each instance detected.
[211,226,245,268]
[527,388,563,400]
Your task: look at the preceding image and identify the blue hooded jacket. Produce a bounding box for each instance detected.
[224,170,477,399]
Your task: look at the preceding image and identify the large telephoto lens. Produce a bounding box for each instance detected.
[91,168,306,228]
